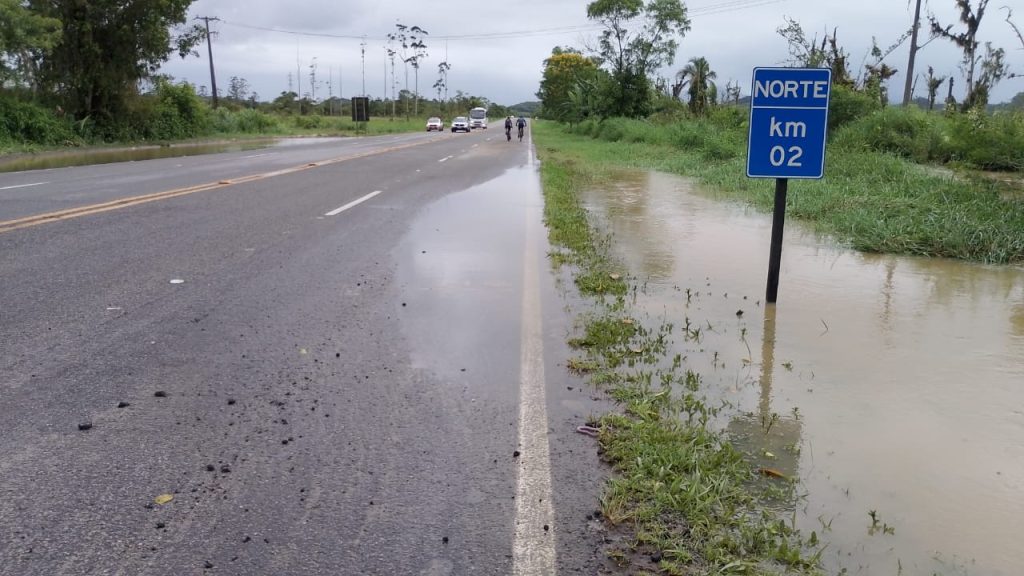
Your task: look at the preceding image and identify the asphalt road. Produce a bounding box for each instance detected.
[0,130,611,575]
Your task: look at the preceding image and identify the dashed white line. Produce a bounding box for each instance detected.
[325,190,382,216]
[438,155,454,163]
[0,182,48,191]
[242,153,272,159]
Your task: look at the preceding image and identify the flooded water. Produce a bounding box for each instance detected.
[0,139,301,172]
[580,171,1024,576]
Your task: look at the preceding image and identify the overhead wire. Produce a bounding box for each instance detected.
[218,0,784,42]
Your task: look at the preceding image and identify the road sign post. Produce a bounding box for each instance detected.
[746,67,832,303]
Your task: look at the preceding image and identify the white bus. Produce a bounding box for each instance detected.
[469,107,488,129]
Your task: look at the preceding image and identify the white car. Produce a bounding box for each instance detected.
[450,117,470,133]
[426,117,443,131]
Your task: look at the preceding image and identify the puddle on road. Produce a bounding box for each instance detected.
[0,137,343,172]
[581,170,1024,576]
[393,162,539,385]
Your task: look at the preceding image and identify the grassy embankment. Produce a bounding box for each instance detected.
[542,107,1024,264]
[0,92,426,155]
[535,120,824,575]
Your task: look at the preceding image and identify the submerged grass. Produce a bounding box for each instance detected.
[540,117,1024,264]
[535,122,823,574]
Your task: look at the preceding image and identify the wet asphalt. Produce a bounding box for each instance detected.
[0,131,611,575]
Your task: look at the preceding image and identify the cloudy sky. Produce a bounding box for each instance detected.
[160,0,1024,107]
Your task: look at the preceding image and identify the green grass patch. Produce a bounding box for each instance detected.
[536,139,628,297]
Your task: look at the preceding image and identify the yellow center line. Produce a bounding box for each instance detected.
[0,137,434,234]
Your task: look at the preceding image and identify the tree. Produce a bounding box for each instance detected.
[675,56,716,115]
[0,0,61,89]
[863,36,907,106]
[925,66,947,110]
[387,22,428,117]
[28,0,204,125]
[537,48,598,121]
[776,18,855,87]
[968,42,1010,108]
[227,76,250,103]
[586,0,690,117]
[434,60,450,112]
[929,0,990,108]
[1005,7,1024,50]
[725,80,741,105]
[271,91,298,114]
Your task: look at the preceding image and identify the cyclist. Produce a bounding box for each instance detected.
[504,116,513,142]
[516,116,527,141]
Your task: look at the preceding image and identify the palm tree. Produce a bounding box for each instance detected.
[675,57,717,116]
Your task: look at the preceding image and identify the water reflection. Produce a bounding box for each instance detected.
[727,305,802,483]
[581,170,1024,576]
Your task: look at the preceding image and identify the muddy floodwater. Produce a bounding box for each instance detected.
[581,171,1024,576]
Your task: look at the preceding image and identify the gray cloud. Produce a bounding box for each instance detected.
[162,0,1024,107]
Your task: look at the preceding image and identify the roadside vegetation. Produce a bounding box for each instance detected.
[0,5,521,153]
[534,0,1024,573]
[539,103,1024,264]
[536,121,823,575]
[533,1,1024,264]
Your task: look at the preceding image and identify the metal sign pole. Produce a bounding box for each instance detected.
[746,67,832,305]
[765,178,788,304]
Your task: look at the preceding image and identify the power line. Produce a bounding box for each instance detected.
[217,0,783,43]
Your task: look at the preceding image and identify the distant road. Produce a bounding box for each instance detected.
[0,129,609,574]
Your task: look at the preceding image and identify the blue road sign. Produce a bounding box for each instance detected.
[746,67,832,179]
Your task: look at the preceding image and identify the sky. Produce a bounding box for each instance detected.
[160,0,1024,107]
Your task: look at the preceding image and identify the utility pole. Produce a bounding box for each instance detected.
[195,16,220,108]
[309,57,317,103]
[361,37,367,96]
[902,0,923,106]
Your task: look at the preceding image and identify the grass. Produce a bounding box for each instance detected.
[538,143,628,297]
[0,115,425,156]
[534,121,824,574]
[542,116,1024,264]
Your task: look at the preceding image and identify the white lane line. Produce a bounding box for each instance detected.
[512,173,556,574]
[325,190,382,216]
[0,182,48,191]
[242,153,272,159]
[438,155,453,163]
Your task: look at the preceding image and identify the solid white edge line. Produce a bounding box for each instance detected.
[512,127,557,574]
[324,190,382,216]
[0,182,49,191]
